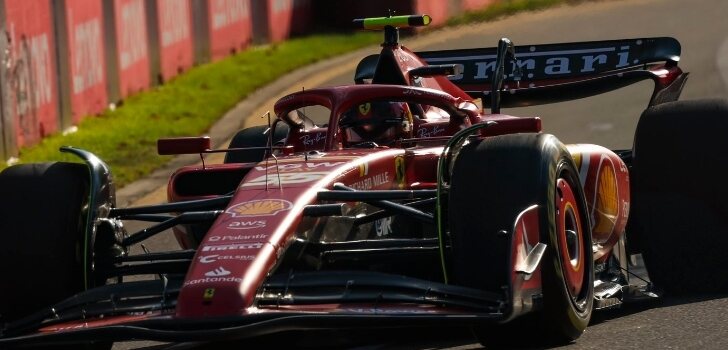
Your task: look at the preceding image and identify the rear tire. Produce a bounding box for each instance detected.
[449,133,594,347]
[630,99,728,295]
[224,124,289,163]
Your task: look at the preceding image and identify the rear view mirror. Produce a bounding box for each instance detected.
[157,136,211,155]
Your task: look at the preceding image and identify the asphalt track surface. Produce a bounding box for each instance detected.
[114,0,728,348]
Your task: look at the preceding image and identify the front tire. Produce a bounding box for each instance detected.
[449,133,594,347]
[0,162,112,349]
[0,162,88,320]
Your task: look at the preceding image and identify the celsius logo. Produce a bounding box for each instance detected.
[198,254,256,264]
[205,267,230,277]
[199,255,220,264]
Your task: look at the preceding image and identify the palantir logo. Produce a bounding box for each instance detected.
[204,267,230,277]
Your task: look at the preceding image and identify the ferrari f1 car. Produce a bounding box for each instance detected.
[2,15,727,349]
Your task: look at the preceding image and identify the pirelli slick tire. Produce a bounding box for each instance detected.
[630,99,728,295]
[0,162,111,350]
[449,133,594,347]
[224,124,290,164]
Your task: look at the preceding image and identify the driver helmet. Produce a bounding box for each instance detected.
[340,101,413,146]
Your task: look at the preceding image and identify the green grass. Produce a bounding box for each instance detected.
[5,0,588,187]
[9,33,379,186]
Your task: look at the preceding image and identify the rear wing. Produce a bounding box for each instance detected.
[418,37,686,107]
[359,37,687,108]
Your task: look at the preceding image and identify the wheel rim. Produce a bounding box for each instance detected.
[555,178,585,298]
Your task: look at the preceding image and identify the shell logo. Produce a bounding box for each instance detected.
[226,199,293,217]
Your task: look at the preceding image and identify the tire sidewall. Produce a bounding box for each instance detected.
[540,151,594,339]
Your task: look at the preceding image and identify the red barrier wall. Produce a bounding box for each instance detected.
[415,0,450,27]
[259,0,311,43]
[290,0,312,36]
[208,0,252,61]
[3,0,59,146]
[114,0,150,97]
[0,0,505,160]
[157,0,194,81]
[65,0,108,123]
[462,0,497,11]
[267,0,292,43]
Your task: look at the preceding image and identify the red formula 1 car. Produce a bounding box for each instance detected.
[2,15,727,349]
